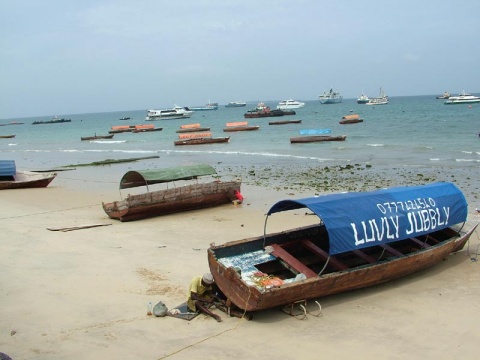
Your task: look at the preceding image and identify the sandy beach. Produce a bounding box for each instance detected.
[1,166,480,360]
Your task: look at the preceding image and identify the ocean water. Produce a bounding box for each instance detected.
[1,96,479,199]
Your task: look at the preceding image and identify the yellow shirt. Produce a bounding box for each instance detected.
[187,276,212,311]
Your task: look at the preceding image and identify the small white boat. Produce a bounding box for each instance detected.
[146,104,193,120]
[366,87,389,106]
[276,99,305,110]
[444,90,480,105]
[319,88,343,104]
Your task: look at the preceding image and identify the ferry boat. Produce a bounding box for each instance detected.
[276,99,305,110]
[225,101,247,108]
[189,102,218,111]
[146,105,193,120]
[444,90,480,105]
[319,88,343,104]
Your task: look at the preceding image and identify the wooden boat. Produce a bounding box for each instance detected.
[102,164,241,222]
[339,114,364,124]
[174,132,230,146]
[175,123,211,133]
[32,117,71,125]
[109,125,135,134]
[81,134,114,141]
[208,182,478,313]
[223,121,260,132]
[268,119,302,125]
[0,134,16,138]
[131,124,163,133]
[0,160,57,190]
[290,135,346,143]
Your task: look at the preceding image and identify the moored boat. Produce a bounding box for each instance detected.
[207,182,478,313]
[276,99,305,110]
[175,123,211,133]
[444,90,480,105]
[32,116,72,125]
[174,132,230,146]
[146,105,193,120]
[0,134,16,139]
[190,102,219,111]
[0,160,57,190]
[223,121,260,132]
[366,87,389,105]
[225,101,247,108]
[268,119,302,125]
[339,114,364,124]
[102,164,241,221]
[81,134,114,141]
[290,134,347,143]
[356,93,370,104]
[319,88,343,104]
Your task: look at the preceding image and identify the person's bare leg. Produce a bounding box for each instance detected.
[196,301,222,322]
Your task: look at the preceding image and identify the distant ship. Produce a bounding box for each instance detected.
[356,93,370,104]
[319,88,343,104]
[225,101,247,108]
[189,102,219,111]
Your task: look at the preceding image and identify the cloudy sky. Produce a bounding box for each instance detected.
[1,0,479,118]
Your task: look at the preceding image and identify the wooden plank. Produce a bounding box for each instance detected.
[410,237,431,248]
[269,244,317,278]
[353,249,377,264]
[381,244,405,257]
[301,239,349,271]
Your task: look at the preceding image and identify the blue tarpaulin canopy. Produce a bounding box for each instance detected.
[267,182,468,255]
[0,160,16,177]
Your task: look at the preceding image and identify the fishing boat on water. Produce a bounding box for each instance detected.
[81,134,114,141]
[339,114,364,124]
[175,123,211,133]
[174,132,230,146]
[102,164,241,222]
[223,121,260,132]
[366,87,389,105]
[208,182,478,313]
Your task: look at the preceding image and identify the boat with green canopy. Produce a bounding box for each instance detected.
[102,164,242,222]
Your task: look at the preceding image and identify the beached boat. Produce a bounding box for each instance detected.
[319,88,343,104]
[32,117,72,125]
[366,87,389,105]
[0,134,16,139]
[225,101,247,108]
[0,160,57,190]
[268,120,302,125]
[102,164,241,222]
[175,123,211,133]
[290,135,346,143]
[444,90,480,105]
[356,93,370,104]
[276,99,305,110]
[208,182,478,313]
[223,121,260,132]
[146,105,193,120]
[190,102,219,111]
[174,132,230,146]
[81,134,114,141]
[339,114,364,124]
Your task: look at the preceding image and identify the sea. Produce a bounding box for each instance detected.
[1,95,479,204]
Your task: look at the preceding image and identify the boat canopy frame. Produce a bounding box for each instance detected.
[264,182,468,256]
[119,164,218,191]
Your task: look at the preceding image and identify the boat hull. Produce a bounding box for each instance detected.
[0,171,57,190]
[223,126,259,132]
[174,137,230,146]
[208,223,477,312]
[102,181,241,222]
[290,135,346,143]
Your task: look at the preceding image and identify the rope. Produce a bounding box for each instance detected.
[0,204,99,220]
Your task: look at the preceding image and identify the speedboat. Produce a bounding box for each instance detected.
[276,99,305,110]
[146,105,193,120]
[366,87,389,106]
[225,101,247,108]
[444,90,480,105]
[319,88,343,104]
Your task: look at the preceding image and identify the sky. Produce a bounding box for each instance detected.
[1,0,479,119]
